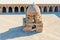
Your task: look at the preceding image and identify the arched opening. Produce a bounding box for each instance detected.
[39,6,41,12]
[20,6,24,12]
[44,7,47,12]
[49,6,53,12]
[2,7,6,13]
[54,6,58,12]
[9,7,12,13]
[26,7,28,11]
[32,25,36,29]
[14,7,18,12]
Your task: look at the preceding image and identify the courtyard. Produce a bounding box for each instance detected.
[0,12,60,40]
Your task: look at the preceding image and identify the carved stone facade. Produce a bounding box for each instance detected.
[23,4,43,32]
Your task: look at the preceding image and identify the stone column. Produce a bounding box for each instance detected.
[0,7,2,14]
[41,7,44,12]
[53,7,55,12]
[12,8,14,14]
[24,7,26,12]
[6,7,8,13]
[26,7,27,12]
[26,6,29,12]
[47,7,49,12]
[39,7,42,12]
[18,7,20,13]
[58,6,60,12]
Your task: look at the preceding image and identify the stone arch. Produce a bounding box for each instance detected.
[32,25,36,29]
[44,6,47,12]
[2,7,6,13]
[54,6,58,12]
[49,6,53,12]
[39,6,41,12]
[14,6,18,12]
[9,7,12,13]
[20,6,24,12]
[26,7,28,11]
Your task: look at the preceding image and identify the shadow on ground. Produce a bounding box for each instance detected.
[0,17,38,40]
[0,12,60,40]
[0,26,38,40]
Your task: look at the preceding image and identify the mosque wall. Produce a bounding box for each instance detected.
[0,4,60,14]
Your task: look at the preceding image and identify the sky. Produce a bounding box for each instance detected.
[0,0,60,4]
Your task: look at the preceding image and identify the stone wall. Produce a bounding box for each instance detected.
[0,4,60,14]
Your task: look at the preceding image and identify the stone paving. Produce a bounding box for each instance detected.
[0,14,60,40]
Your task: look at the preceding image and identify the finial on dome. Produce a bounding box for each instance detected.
[33,2,35,4]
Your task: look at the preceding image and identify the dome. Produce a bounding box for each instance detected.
[27,4,40,14]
